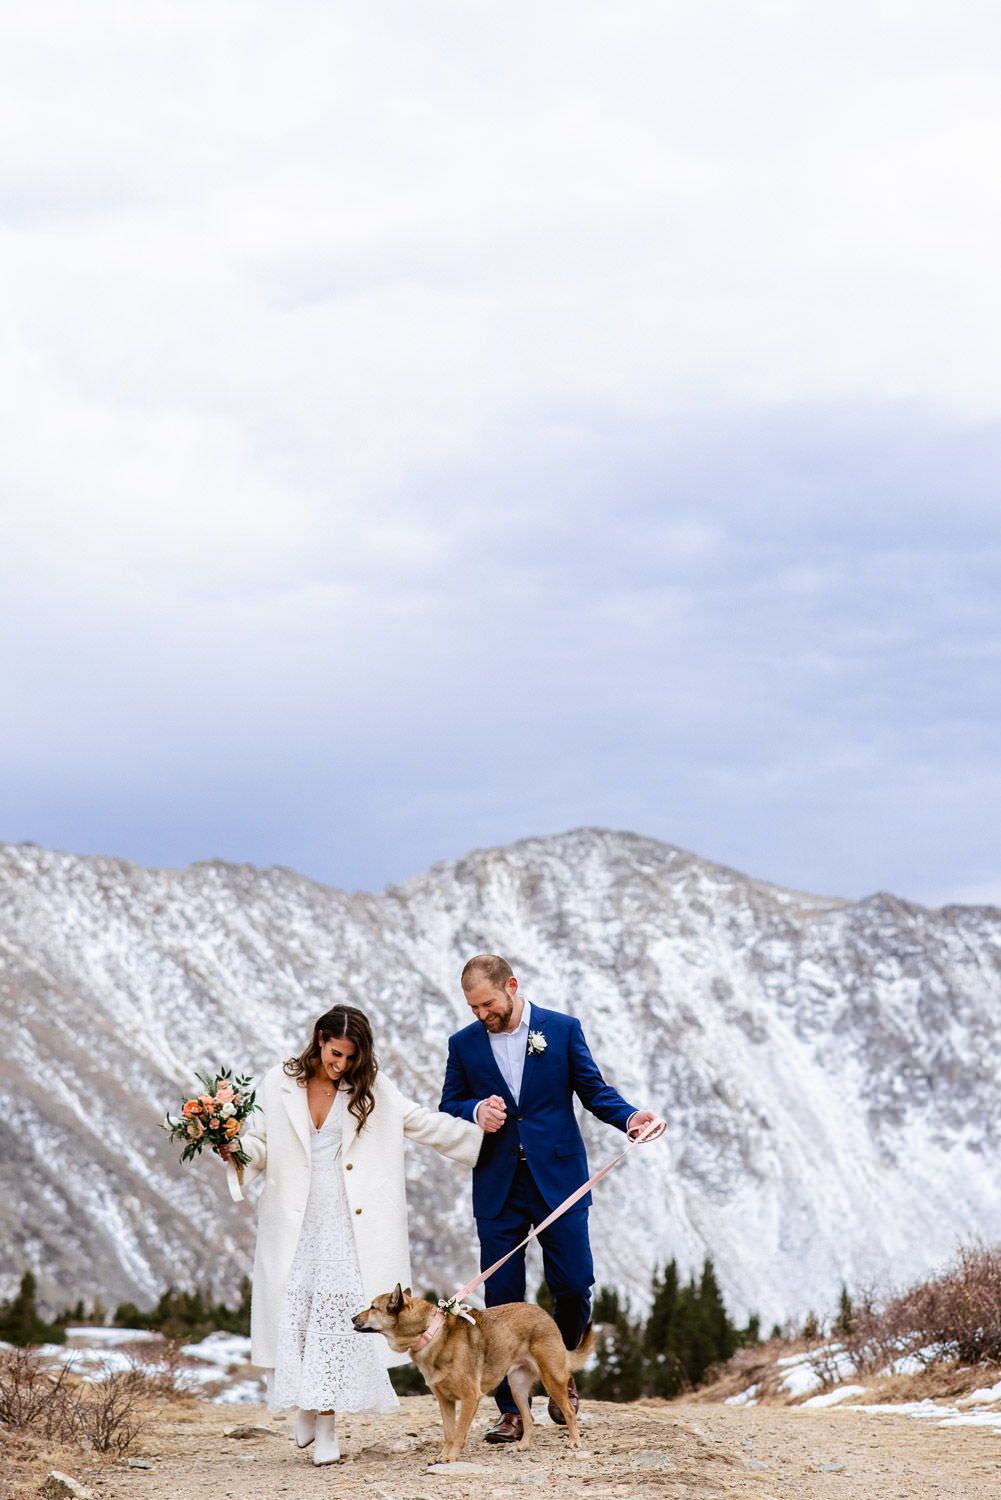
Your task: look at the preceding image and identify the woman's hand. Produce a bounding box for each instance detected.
[476,1095,507,1133]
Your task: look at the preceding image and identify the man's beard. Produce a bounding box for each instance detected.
[481,1004,513,1032]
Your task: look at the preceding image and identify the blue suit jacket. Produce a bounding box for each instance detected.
[439,1004,637,1221]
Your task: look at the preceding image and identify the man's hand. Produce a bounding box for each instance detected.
[476,1095,508,1133]
[627,1110,660,1141]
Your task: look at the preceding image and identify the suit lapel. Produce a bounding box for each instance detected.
[468,1022,517,1110]
[281,1077,312,1162]
[516,1003,546,1111]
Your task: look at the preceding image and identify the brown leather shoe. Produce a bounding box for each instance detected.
[547,1375,580,1426]
[483,1412,524,1444]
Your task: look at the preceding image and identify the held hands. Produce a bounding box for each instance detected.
[477,1095,508,1133]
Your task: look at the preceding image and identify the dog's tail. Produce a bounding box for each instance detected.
[567,1323,596,1372]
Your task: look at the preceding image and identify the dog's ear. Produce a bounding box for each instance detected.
[403,1287,412,1299]
[387,1283,405,1315]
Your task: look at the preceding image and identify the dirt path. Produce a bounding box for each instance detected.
[12,1395,1001,1500]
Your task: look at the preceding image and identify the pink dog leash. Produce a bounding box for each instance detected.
[409,1115,667,1353]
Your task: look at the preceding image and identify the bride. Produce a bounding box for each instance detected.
[223,1004,482,1464]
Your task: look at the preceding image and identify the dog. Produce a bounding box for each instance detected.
[353,1284,594,1462]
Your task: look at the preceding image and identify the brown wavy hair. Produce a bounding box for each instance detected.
[284,1005,378,1132]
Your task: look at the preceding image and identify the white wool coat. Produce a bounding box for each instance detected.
[228,1063,482,1369]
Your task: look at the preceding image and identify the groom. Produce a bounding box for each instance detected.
[439,953,657,1443]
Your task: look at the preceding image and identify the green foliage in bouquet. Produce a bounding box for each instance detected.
[163,1067,257,1172]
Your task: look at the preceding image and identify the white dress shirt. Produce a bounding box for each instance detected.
[489,998,532,1103]
[474,999,532,1126]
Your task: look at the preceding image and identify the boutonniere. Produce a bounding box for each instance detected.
[527,1030,547,1056]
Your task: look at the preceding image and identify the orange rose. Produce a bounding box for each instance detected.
[186,1120,204,1139]
[182,1099,203,1117]
[224,1117,241,1138]
[200,1095,214,1110]
[209,1117,220,1128]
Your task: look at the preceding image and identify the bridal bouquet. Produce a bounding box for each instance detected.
[164,1068,256,1180]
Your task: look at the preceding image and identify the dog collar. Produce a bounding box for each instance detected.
[409,1297,476,1354]
[409,1308,445,1354]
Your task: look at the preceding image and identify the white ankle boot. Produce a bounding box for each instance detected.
[294,1408,316,1448]
[313,1413,340,1465]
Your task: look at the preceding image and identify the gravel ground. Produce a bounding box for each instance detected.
[8,1393,1001,1500]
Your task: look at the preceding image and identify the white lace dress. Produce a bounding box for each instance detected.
[268,1090,399,1415]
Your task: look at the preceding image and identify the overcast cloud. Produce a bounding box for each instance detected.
[1,1,999,903]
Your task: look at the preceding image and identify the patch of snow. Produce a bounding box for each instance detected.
[878,1342,954,1376]
[958,1379,1001,1407]
[211,1378,267,1404]
[725,1383,760,1406]
[879,1354,925,1376]
[181,1332,252,1367]
[45,1346,135,1375]
[777,1345,838,1368]
[849,1400,962,1420]
[800,1384,868,1408]
[64,1326,160,1345]
[938,1412,1001,1430]
[780,1363,825,1397]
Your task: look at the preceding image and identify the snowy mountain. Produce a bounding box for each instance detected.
[2,830,1000,1328]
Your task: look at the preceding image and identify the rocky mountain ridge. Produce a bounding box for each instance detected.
[2,829,999,1326]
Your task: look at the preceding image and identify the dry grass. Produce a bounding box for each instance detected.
[874,1246,1001,1365]
[0,1343,156,1456]
[695,1247,1001,1409]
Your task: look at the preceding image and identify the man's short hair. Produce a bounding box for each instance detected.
[461,953,514,992]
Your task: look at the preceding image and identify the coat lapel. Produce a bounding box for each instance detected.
[281,1077,312,1162]
[468,1022,517,1110]
[341,1089,360,1164]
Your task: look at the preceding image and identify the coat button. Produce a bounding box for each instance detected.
[355,1207,362,1215]
[346,1162,353,1170]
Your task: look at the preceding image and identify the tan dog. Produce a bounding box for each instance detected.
[353,1285,594,1462]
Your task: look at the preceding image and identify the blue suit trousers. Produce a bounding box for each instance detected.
[476,1159,595,1414]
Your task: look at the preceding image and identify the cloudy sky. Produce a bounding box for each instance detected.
[2,2,999,904]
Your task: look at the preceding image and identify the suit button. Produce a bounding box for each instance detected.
[517,1115,523,1121]
[346,1163,353,1170]
[355,1207,362,1215]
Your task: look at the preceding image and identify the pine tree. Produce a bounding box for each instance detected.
[591,1285,621,1323]
[835,1283,855,1336]
[646,1259,745,1392]
[580,1287,644,1402]
[699,1258,739,1366]
[643,1261,682,1398]
[741,1313,761,1346]
[0,1271,66,1346]
[536,1279,554,1314]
